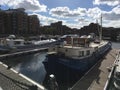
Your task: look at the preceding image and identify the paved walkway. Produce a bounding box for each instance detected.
[0,62,45,90]
[71,49,117,90]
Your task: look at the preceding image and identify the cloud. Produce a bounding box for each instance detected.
[86,6,120,27]
[63,20,90,29]
[49,7,87,18]
[102,5,120,21]
[49,6,120,28]
[29,13,60,25]
[112,5,120,14]
[103,12,120,20]
[30,12,85,29]
[63,22,81,29]
[103,20,120,28]
[87,7,102,19]
[93,0,120,6]
[0,0,47,12]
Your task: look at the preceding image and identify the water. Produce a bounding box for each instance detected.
[112,42,120,49]
[1,51,47,84]
[1,42,120,89]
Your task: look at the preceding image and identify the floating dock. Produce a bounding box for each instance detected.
[0,48,48,60]
[71,49,117,90]
[0,61,46,90]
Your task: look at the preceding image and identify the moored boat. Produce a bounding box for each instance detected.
[43,34,112,76]
[0,35,60,53]
[43,16,112,82]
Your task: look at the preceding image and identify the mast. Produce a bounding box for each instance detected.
[100,14,102,42]
[96,19,100,39]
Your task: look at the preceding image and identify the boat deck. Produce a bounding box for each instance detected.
[71,49,117,90]
[0,62,45,90]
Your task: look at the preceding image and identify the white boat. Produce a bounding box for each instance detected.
[0,35,58,53]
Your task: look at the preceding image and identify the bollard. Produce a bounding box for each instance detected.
[48,74,59,90]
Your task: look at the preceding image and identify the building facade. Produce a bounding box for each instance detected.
[0,8,40,36]
[0,10,5,34]
[28,15,40,35]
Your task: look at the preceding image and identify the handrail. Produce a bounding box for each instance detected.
[104,50,120,90]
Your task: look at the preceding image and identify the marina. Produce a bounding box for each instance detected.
[0,1,120,89]
[0,42,119,90]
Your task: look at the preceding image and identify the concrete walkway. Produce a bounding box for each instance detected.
[71,49,117,90]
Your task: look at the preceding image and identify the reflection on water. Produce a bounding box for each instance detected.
[2,52,47,84]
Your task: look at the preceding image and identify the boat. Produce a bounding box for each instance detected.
[0,35,60,53]
[43,17,112,82]
[43,34,111,74]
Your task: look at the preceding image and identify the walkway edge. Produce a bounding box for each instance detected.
[0,61,46,90]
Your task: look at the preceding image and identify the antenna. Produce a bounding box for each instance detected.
[96,19,100,38]
[100,14,102,42]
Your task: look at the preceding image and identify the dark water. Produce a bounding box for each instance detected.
[1,52,47,84]
[1,42,120,89]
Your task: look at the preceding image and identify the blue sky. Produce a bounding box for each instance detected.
[0,0,120,29]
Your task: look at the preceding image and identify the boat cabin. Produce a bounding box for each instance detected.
[0,38,25,47]
[6,39,25,47]
[0,35,25,47]
[64,36,90,47]
[49,36,95,58]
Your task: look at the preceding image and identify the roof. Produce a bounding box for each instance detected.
[6,39,25,42]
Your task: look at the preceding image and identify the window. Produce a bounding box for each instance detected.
[53,48,55,51]
[14,41,21,45]
[65,49,68,52]
[86,50,90,55]
[79,51,84,57]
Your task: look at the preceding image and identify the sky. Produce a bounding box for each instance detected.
[0,0,120,29]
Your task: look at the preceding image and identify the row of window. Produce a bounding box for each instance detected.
[65,49,90,57]
[79,50,90,57]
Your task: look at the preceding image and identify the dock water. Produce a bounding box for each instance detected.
[0,61,45,90]
[71,49,117,90]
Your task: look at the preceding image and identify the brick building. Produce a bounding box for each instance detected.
[28,15,40,35]
[0,8,40,36]
[0,10,5,34]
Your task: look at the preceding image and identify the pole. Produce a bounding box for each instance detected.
[100,14,102,42]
